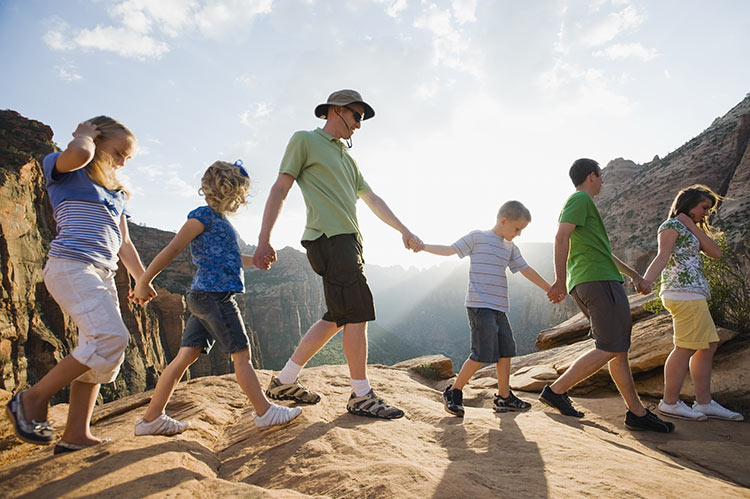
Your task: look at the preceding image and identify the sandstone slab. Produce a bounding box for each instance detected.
[1,366,748,498]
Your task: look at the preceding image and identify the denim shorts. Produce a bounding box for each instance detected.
[302,233,376,327]
[570,280,632,353]
[467,307,516,362]
[181,291,250,354]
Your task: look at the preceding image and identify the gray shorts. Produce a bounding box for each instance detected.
[181,291,250,354]
[569,280,632,353]
[467,307,516,363]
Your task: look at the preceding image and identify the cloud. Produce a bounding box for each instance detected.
[581,4,644,47]
[42,0,272,61]
[451,0,477,24]
[135,163,198,198]
[412,3,480,76]
[593,42,659,61]
[57,62,82,81]
[240,102,272,126]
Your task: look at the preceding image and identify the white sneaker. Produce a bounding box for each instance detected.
[135,413,191,436]
[657,399,708,421]
[254,404,302,429]
[692,400,745,421]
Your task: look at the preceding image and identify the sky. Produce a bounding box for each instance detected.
[2,0,749,268]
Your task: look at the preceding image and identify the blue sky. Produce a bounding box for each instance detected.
[2,0,749,268]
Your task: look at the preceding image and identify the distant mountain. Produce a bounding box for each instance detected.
[365,242,579,370]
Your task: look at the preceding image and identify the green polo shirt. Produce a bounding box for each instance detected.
[279,128,371,242]
[559,190,623,292]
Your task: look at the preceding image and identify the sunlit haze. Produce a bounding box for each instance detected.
[2,1,748,268]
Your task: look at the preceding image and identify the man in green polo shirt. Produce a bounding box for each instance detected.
[540,158,674,433]
[253,89,421,419]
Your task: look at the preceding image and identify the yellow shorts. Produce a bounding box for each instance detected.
[662,298,719,350]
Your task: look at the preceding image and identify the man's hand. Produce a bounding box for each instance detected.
[403,231,423,252]
[253,241,276,270]
[635,277,652,295]
[547,280,567,304]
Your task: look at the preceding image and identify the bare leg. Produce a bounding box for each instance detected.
[342,322,367,380]
[496,358,511,397]
[232,349,272,416]
[22,355,90,422]
[550,348,614,394]
[60,380,102,445]
[689,342,718,405]
[608,353,646,416]
[662,346,695,404]
[290,320,341,366]
[142,347,201,422]
[452,358,483,391]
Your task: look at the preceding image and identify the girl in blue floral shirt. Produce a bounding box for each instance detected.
[133,160,301,435]
[642,184,743,422]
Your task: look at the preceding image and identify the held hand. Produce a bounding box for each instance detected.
[72,121,101,141]
[131,280,157,305]
[403,231,423,252]
[547,280,567,304]
[635,278,652,295]
[253,241,276,270]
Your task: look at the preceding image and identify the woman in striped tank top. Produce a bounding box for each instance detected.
[5,116,152,454]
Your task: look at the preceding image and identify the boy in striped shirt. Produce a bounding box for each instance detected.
[418,201,551,417]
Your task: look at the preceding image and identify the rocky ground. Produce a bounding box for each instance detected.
[1,364,748,498]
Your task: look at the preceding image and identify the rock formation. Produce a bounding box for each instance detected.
[0,365,748,497]
[0,110,166,402]
[596,96,750,269]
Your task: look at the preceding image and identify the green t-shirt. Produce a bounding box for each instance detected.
[279,128,371,242]
[559,191,623,291]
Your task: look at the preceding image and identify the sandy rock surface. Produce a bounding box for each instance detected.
[1,365,748,498]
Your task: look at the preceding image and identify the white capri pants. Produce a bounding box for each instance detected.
[43,257,130,384]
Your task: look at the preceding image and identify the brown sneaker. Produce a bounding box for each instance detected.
[265,376,321,404]
[346,389,404,419]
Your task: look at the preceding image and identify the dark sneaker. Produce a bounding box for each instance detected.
[625,409,675,433]
[5,391,55,445]
[265,376,321,404]
[494,391,531,412]
[538,385,584,418]
[443,386,465,417]
[346,389,404,419]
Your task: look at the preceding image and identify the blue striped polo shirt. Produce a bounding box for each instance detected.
[43,152,127,270]
[452,230,529,312]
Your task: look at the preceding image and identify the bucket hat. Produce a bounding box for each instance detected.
[314,89,375,121]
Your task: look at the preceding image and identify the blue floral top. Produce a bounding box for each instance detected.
[658,218,710,298]
[188,206,244,292]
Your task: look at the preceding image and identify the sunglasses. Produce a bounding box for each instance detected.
[343,106,363,123]
[233,159,249,177]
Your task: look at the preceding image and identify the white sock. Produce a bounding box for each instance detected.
[351,378,371,397]
[277,359,303,385]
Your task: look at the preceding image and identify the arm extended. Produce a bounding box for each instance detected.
[520,266,552,293]
[421,244,457,256]
[641,228,678,289]
[132,218,204,301]
[360,189,421,250]
[254,173,295,269]
[547,222,575,303]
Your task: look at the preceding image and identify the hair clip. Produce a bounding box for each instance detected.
[234,159,249,177]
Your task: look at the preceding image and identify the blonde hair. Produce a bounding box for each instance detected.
[497,200,531,222]
[200,161,250,214]
[86,115,136,198]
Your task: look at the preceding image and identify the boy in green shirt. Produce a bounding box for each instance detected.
[541,158,674,433]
